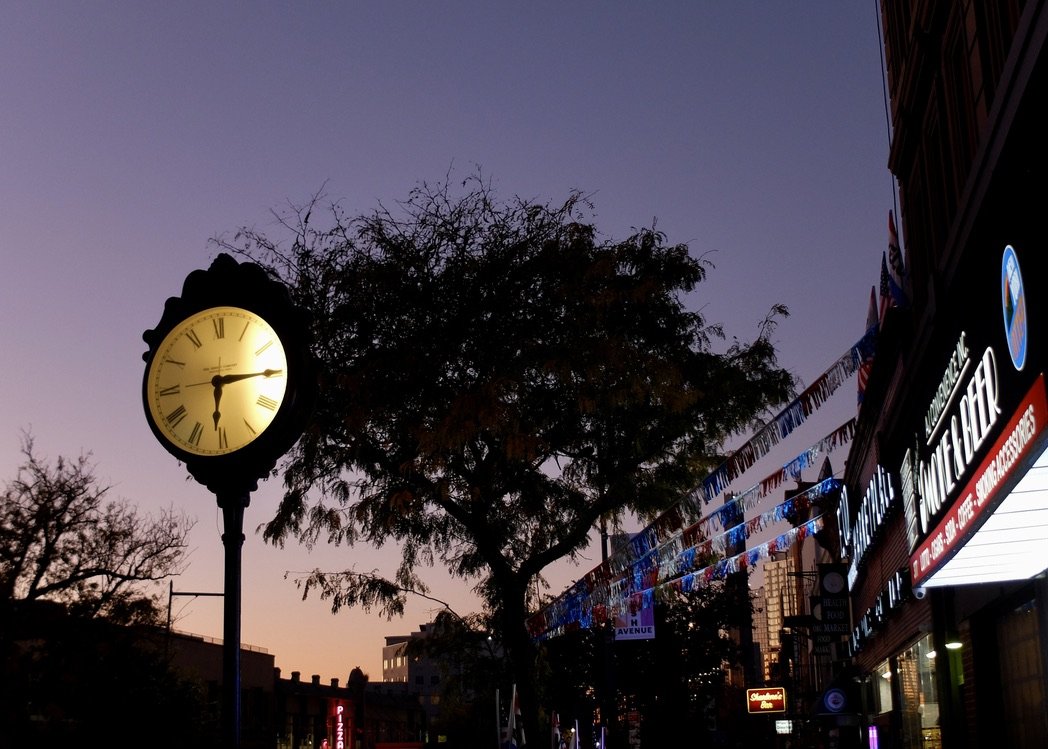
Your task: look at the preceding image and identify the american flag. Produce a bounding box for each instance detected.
[886,209,908,307]
[857,286,878,406]
[879,251,892,328]
[508,684,525,748]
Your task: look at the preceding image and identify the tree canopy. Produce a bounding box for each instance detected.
[0,433,194,624]
[217,174,795,741]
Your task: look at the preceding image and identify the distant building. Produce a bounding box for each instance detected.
[381,622,456,726]
[166,629,277,749]
[762,554,801,681]
[166,629,425,749]
[750,585,770,680]
[272,667,425,749]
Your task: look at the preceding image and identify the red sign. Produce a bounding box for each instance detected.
[910,374,1047,586]
[746,687,787,714]
[329,699,352,749]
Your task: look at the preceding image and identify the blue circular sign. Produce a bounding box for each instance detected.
[1001,244,1027,371]
[824,688,847,713]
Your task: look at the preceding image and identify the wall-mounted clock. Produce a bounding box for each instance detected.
[822,570,846,595]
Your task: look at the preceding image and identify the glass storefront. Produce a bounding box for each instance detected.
[872,635,940,749]
[997,598,1047,748]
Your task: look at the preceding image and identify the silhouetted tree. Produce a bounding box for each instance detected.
[0,434,209,744]
[400,609,508,746]
[0,432,194,622]
[540,574,754,746]
[625,579,755,743]
[216,172,794,743]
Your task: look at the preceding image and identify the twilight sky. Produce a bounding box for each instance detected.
[2,2,892,681]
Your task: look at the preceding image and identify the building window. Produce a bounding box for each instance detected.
[874,658,894,714]
[897,634,940,749]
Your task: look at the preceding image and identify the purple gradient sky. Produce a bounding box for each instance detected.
[2,2,891,680]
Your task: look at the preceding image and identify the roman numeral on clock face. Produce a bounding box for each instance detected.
[257,395,279,411]
[165,405,188,427]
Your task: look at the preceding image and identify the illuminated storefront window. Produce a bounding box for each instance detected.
[872,659,893,714]
[898,635,940,749]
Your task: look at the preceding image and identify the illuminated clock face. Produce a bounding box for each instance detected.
[823,571,845,595]
[145,306,288,456]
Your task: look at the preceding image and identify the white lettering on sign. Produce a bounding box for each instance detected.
[925,333,970,440]
[841,465,896,586]
[975,403,1037,502]
[916,344,1000,535]
[849,569,906,655]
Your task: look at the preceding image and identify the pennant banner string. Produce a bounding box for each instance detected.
[529,514,829,641]
[699,329,874,505]
[591,420,853,598]
[526,335,873,642]
[529,482,839,641]
[527,424,852,641]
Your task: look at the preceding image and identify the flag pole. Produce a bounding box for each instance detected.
[509,683,517,747]
[496,688,501,749]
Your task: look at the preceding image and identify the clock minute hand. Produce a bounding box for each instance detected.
[216,368,284,385]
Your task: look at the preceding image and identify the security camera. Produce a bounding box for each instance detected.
[913,586,927,600]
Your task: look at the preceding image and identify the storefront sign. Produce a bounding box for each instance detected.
[839,466,896,586]
[747,687,786,714]
[1002,244,1028,371]
[912,333,1002,538]
[330,700,350,749]
[910,374,1046,585]
[849,568,906,654]
[900,244,1048,586]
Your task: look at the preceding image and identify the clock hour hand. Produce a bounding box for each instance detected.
[212,381,223,430]
[215,369,283,385]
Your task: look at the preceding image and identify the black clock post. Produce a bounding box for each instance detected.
[142,254,315,748]
[216,485,249,749]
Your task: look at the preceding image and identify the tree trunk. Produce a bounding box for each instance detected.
[500,578,541,747]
